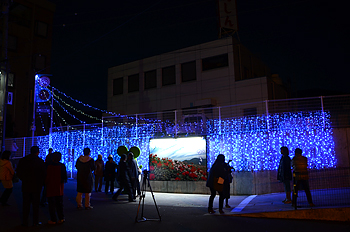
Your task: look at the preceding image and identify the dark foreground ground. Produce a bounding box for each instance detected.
[0,179,349,232]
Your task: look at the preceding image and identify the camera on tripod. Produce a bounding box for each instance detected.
[135,168,161,222]
[143,170,149,175]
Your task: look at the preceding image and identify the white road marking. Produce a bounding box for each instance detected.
[231,195,257,213]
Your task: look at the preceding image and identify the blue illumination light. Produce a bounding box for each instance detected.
[36,111,336,174]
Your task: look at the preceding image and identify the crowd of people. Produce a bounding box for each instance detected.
[0,146,141,227]
[0,144,315,224]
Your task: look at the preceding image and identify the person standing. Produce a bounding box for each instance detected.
[104,156,116,194]
[277,146,292,204]
[75,148,95,209]
[112,154,135,202]
[0,151,15,206]
[206,154,227,214]
[41,148,53,206]
[127,152,140,199]
[11,140,18,157]
[94,154,104,192]
[16,146,46,226]
[292,148,314,207]
[223,160,234,208]
[46,152,67,224]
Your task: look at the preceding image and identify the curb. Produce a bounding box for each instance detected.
[230,207,350,222]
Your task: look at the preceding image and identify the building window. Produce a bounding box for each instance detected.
[162,66,175,86]
[202,54,228,71]
[181,61,196,82]
[128,74,139,93]
[243,107,257,116]
[9,3,32,27]
[36,21,48,37]
[113,77,123,95]
[144,70,157,90]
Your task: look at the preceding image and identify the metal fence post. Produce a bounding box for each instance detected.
[101,117,104,147]
[320,96,325,128]
[23,137,25,157]
[136,114,138,139]
[219,106,221,135]
[265,100,269,130]
[83,123,86,147]
[175,110,177,137]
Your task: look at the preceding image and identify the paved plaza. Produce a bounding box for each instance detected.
[1,179,349,232]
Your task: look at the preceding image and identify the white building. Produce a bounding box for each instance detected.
[107,37,287,120]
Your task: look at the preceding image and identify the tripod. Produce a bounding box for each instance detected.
[135,170,161,222]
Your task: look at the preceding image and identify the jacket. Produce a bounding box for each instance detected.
[75,155,95,193]
[277,155,292,181]
[94,159,104,176]
[16,154,46,193]
[292,155,309,180]
[117,161,132,183]
[104,161,116,181]
[46,162,67,197]
[206,160,226,189]
[0,159,14,181]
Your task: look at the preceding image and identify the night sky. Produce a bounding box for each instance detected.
[48,0,349,114]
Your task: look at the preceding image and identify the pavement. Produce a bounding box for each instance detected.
[1,179,349,231]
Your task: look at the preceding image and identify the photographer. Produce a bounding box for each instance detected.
[112,154,135,202]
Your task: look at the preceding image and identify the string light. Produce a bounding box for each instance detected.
[53,93,104,123]
[38,115,46,133]
[51,86,118,116]
[35,110,337,176]
[51,86,168,124]
[49,101,68,126]
[53,98,86,124]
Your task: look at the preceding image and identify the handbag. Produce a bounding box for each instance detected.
[213,177,224,192]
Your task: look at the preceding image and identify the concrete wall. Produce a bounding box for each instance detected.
[149,181,211,194]
[332,128,350,168]
[149,170,284,195]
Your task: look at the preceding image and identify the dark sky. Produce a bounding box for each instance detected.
[48,0,349,113]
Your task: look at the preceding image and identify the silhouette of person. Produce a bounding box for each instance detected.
[277,146,292,204]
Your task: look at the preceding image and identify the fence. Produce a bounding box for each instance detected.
[4,95,350,207]
[294,167,350,208]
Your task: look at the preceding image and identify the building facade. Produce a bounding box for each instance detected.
[0,0,55,138]
[107,37,288,121]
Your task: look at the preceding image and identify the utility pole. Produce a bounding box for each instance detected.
[1,0,10,152]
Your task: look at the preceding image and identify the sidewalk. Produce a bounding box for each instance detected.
[142,190,350,222]
[93,179,350,222]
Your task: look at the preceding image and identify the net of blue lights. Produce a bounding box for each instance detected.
[36,110,336,174]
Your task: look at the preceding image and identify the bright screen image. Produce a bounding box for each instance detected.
[149,137,207,181]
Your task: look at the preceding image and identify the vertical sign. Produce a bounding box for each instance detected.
[218,0,238,31]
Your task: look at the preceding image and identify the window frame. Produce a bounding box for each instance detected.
[162,65,176,86]
[181,61,196,83]
[144,69,157,90]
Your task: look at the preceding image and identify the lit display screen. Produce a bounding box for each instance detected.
[149,137,207,181]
